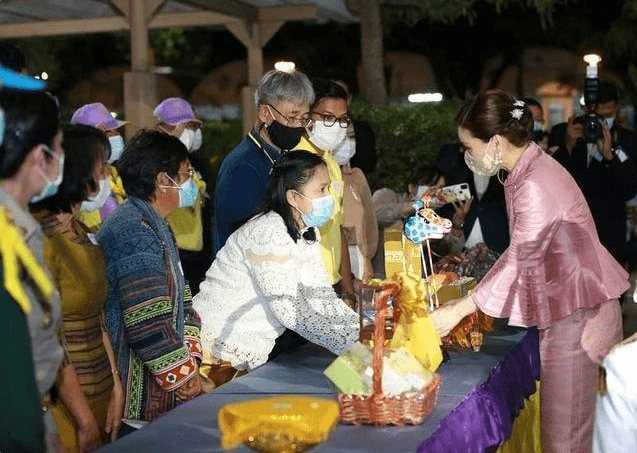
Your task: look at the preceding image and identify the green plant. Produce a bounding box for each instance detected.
[350,98,462,192]
[197,119,244,188]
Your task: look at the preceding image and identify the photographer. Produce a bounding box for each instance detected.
[548,81,637,266]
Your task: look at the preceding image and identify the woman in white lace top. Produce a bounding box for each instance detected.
[193,151,359,387]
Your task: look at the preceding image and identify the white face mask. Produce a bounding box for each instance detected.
[80,177,112,212]
[191,128,203,152]
[179,129,195,152]
[308,122,347,151]
[464,138,502,177]
[533,121,545,132]
[333,138,356,166]
[603,117,615,129]
[108,135,124,163]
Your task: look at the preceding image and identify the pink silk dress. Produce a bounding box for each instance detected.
[472,143,629,453]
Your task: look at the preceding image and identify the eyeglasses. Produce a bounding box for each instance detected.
[311,112,351,129]
[267,104,312,128]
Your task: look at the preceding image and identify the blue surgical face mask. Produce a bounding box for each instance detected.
[295,192,334,228]
[31,145,64,204]
[108,135,124,163]
[165,174,199,208]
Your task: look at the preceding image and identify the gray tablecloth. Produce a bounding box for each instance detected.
[97,325,527,452]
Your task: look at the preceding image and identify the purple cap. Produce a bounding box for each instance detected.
[153,97,202,126]
[71,103,128,130]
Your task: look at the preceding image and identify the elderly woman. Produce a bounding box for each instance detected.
[195,151,358,387]
[432,90,628,453]
[213,68,315,254]
[98,130,203,429]
[31,124,124,450]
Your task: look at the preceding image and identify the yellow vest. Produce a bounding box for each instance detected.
[165,172,207,252]
[293,137,344,284]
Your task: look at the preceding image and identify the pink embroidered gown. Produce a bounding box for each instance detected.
[471,143,629,453]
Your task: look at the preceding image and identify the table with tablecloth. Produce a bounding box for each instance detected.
[96,325,540,453]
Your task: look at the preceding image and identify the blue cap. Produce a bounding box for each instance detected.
[0,64,46,90]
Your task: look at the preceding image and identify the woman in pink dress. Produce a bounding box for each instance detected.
[432,89,629,453]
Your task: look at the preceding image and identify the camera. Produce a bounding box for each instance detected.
[575,55,603,143]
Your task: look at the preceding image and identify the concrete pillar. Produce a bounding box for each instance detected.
[124,0,157,136]
[241,36,264,134]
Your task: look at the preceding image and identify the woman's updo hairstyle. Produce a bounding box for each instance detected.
[455,89,533,147]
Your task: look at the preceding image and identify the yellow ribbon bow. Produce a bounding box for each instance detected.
[0,207,54,314]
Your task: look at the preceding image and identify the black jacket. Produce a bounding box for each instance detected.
[548,122,637,263]
[435,143,510,254]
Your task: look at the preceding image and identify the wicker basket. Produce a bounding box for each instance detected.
[338,281,442,426]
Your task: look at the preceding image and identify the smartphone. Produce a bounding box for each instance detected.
[439,183,471,202]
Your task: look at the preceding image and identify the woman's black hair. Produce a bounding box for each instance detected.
[115,129,188,202]
[249,150,326,242]
[408,164,443,188]
[30,124,109,213]
[0,89,59,179]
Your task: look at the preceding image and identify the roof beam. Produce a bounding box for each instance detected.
[177,0,257,22]
[257,4,316,23]
[145,0,168,20]
[0,16,130,38]
[149,10,240,28]
[107,0,129,18]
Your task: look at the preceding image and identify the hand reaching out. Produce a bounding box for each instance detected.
[175,372,203,402]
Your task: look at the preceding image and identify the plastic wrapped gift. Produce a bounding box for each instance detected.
[218,396,340,452]
[334,280,442,425]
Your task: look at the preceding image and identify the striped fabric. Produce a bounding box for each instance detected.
[99,198,202,422]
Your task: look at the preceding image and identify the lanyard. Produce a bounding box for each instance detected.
[248,130,276,166]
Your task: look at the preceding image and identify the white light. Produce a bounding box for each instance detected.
[40,71,48,80]
[408,92,443,103]
[110,111,118,119]
[580,95,585,106]
[274,61,295,73]
[583,54,601,67]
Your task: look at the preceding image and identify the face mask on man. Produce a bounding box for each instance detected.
[308,122,347,152]
[191,129,203,152]
[31,145,64,204]
[464,138,501,177]
[603,117,615,130]
[108,135,124,163]
[80,177,112,212]
[179,128,203,153]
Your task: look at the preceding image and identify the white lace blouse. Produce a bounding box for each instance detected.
[193,211,359,371]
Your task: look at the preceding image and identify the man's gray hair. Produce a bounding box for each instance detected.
[254,69,315,107]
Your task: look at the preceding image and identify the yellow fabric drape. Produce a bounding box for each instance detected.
[495,382,542,453]
[218,396,340,450]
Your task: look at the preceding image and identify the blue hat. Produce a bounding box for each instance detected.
[0,64,46,90]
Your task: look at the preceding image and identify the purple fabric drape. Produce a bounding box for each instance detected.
[417,328,540,453]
